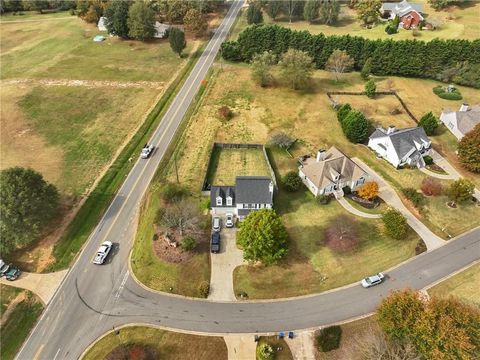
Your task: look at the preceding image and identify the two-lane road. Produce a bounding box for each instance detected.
[15,1,480,359]
[16,2,244,359]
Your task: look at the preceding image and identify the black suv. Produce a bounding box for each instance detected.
[211,232,220,253]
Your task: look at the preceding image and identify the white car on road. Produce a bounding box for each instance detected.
[361,273,385,288]
[93,241,113,264]
[140,144,154,159]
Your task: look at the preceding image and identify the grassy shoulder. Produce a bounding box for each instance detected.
[234,190,419,299]
[428,262,480,308]
[82,326,227,360]
[0,285,44,360]
[131,187,210,297]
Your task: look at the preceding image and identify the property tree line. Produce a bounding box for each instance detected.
[221,24,480,88]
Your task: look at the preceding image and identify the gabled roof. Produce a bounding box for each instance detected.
[381,0,423,16]
[443,105,480,135]
[236,176,273,204]
[370,127,430,160]
[301,147,367,190]
[210,186,235,207]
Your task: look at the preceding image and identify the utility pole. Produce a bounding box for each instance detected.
[174,152,179,184]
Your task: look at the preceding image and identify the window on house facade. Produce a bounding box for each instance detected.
[226,197,232,206]
[216,197,222,206]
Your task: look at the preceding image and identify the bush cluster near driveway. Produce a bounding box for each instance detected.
[82,326,228,360]
[256,336,293,360]
[131,185,210,297]
[0,286,44,360]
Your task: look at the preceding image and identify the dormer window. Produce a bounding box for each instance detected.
[226,196,232,206]
[216,196,222,206]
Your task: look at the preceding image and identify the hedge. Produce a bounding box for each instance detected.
[317,326,342,352]
[432,85,463,100]
[221,25,480,84]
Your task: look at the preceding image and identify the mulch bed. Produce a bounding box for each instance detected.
[152,225,208,264]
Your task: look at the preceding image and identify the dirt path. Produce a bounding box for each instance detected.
[0,16,75,24]
[1,78,165,90]
[0,292,26,326]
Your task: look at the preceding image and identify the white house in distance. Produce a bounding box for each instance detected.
[440,104,480,140]
[97,18,170,39]
[299,146,369,196]
[97,16,107,31]
[210,176,274,219]
[368,126,432,168]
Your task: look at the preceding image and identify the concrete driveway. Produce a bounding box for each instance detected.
[208,226,245,301]
[353,157,445,250]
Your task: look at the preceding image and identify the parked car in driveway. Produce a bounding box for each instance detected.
[0,260,10,277]
[4,265,21,281]
[211,232,220,253]
[93,241,113,264]
[361,273,385,288]
[213,216,221,232]
[140,144,154,159]
[225,213,234,228]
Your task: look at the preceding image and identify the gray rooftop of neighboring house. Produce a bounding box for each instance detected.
[236,176,273,204]
[442,105,480,136]
[381,0,423,15]
[370,127,430,160]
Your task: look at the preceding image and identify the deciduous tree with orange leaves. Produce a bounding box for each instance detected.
[356,181,379,201]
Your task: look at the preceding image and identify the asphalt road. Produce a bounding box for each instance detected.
[15,1,480,359]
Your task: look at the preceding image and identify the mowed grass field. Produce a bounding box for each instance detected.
[230,0,480,41]
[207,147,271,186]
[428,263,480,308]
[82,326,228,360]
[0,15,194,196]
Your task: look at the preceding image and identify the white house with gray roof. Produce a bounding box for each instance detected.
[299,146,368,197]
[368,126,431,168]
[380,0,424,28]
[210,176,274,219]
[440,104,480,140]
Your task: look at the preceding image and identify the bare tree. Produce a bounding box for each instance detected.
[344,326,420,360]
[326,49,355,81]
[270,132,295,149]
[159,199,201,237]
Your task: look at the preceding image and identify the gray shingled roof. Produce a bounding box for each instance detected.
[457,106,480,135]
[235,176,273,204]
[381,0,422,15]
[210,186,235,208]
[371,127,430,160]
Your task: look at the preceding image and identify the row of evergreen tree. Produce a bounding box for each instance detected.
[221,24,480,87]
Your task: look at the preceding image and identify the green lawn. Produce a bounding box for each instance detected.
[234,190,419,299]
[256,336,293,360]
[0,287,44,360]
[207,147,271,186]
[131,188,210,297]
[259,1,480,41]
[428,263,480,308]
[82,326,228,360]
[0,15,194,81]
[0,10,73,21]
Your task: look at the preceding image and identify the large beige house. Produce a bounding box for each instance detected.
[299,146,368,196]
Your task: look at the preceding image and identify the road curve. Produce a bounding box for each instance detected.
[15,2,244,359]
[15,2,480,359]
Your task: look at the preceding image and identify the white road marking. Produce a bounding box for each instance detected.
[53,348,61,360]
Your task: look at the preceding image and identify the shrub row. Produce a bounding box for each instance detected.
[221,25,480,85]
[432,85,463,100]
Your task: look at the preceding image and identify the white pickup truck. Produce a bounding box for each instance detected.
[140,144,154,159]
